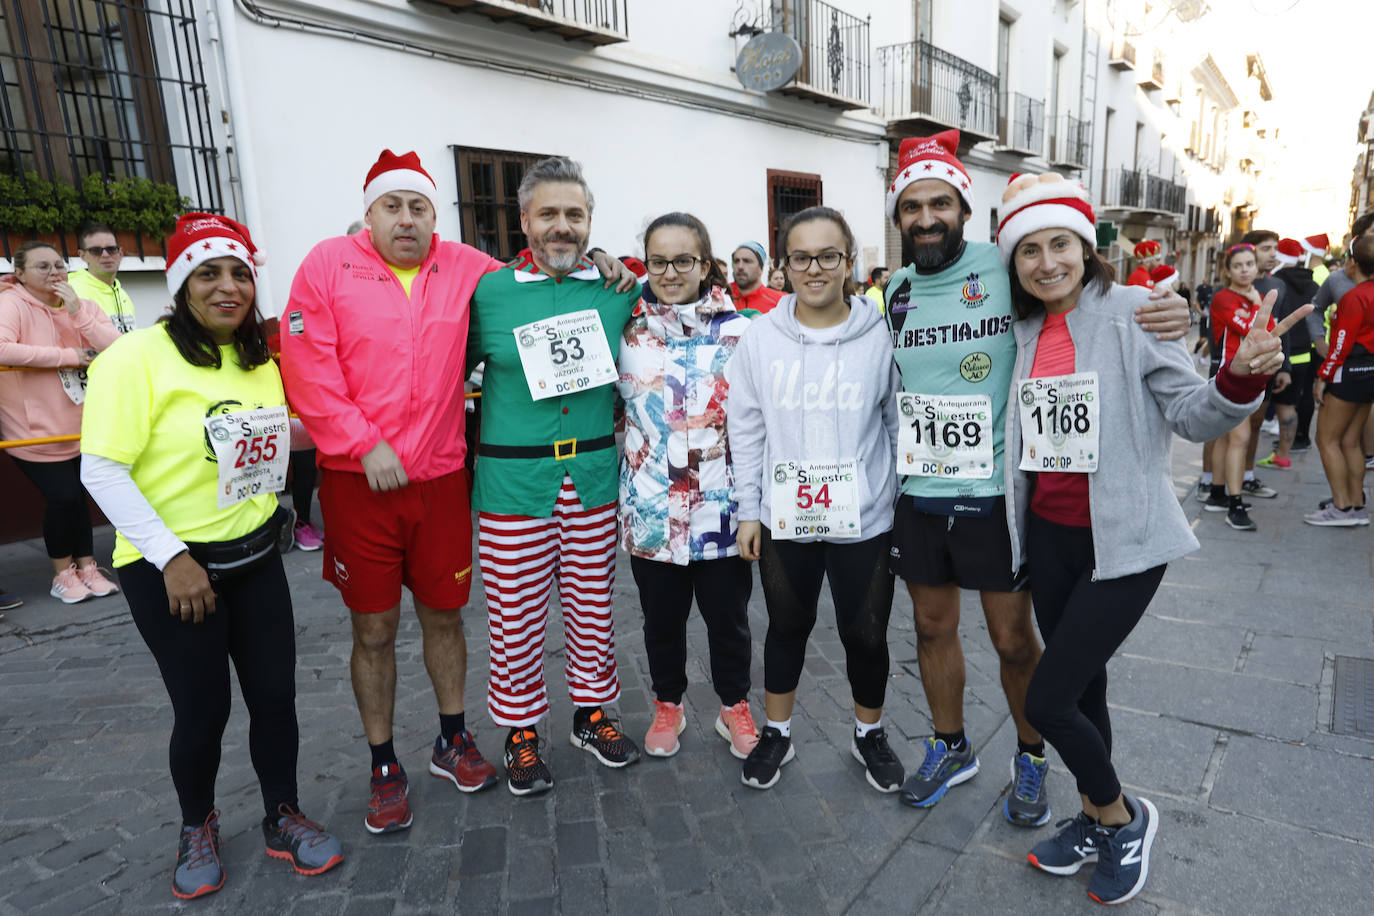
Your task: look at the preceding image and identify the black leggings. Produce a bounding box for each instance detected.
[631,555,752,707]
[120,554,299,825]
[1292,359,1317,442]
[1023,513,1165,806]
[291,449,318,524]
[758,530,895,709]
[11,456,93,560]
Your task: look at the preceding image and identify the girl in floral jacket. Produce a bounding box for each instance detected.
[617,212,758,761]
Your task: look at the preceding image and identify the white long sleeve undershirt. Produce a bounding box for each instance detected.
[80,453,188,570]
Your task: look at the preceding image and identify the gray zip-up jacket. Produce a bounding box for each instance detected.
[728,294,900,541]
[1002,283,1263,580]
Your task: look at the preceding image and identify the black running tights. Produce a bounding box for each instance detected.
[631,555,752,707]
[119,555,299,825]
[1023,513,1164,807]
[11,456,93,560]
[291,449,318,524]
[758,530,894,709]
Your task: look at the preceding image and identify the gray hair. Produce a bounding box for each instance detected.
[517,156,595,214]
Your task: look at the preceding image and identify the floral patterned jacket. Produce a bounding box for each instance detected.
[616,286,751,564]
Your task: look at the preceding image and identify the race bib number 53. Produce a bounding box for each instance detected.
[513,309,618,401]
[203,406,290,508]
[1017,372,1099,473]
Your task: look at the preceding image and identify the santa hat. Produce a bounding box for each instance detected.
[1133,239,1162,259]
[165,213,264,296]
[1302,234,1330,257]
[620,256,647,279]
[886,130,974,221]
[1149,264,1179,290]
[995,173,1096,266]
[362,149,436,212]
[1275,238,1304,268]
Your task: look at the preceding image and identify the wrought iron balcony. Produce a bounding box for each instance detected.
[421,0,629,45]
[747,0,870,109]
[1108,39,1136,71]
[1098,167,1187,216]
[1049,114,1092,170]
[998,92,1045,157]
[877,40,998,142]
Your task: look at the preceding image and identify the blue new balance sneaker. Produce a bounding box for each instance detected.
[1088,795,1158,905]
[899,737,979,808]
[1027,812,1098,875]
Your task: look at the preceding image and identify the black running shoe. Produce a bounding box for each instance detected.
[1088,795,1158,905]
[1027,812,1099,875]
[1242,478,1276,498]
[1202,492,1229,512]
[505,728,553,796]
[1226,505,1257,530]
[1194,480,1209,503]
[850,728,904,793]
[570,707,640,768]
[741,726,794,790]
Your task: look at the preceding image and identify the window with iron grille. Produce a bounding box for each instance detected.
[0,1,222,219]
[451,146,555,262]
[767,169,823,259]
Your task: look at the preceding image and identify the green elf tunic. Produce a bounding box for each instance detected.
[468,250,641,518]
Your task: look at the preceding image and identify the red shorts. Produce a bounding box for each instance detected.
[318,467,473,614]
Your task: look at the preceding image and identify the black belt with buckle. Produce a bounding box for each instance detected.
[478,434,616,461]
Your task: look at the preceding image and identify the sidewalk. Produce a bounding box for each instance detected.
[1,435,1371,914]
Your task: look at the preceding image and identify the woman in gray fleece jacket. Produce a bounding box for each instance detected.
[727,207,904,796]
[994,174,1307,906]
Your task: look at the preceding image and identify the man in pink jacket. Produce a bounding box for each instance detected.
[280,150,633,835]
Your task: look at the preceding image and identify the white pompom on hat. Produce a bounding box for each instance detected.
[362,149,436,213]
[164,212,265,296]
[1275,238,1304,268]
[995,172,1097,266]
[1149,264,1179,290]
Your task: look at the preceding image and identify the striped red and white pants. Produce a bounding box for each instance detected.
[478,476,620,727]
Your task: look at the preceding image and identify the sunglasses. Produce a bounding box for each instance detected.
[84,245,122,256]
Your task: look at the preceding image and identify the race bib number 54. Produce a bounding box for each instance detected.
[203,406,290,508]
[1017,371,1099,473]
[769,459,862,540]
[513,309,618,401]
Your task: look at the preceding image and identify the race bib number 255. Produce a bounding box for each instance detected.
[203,406,290,508]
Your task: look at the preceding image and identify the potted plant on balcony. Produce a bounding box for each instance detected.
[0,171,186,260]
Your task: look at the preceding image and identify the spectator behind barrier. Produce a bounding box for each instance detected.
[0,240,121,604]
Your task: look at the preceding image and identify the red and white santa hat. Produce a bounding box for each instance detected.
[363,149,436,212]
[1302,233,1330,257]
[1149,264,1179,290]
[1133,239,1162,259]
[165,212,264,295]
[995,172,1097,265]
[1275,238,1304,268]
[885,130,974,221]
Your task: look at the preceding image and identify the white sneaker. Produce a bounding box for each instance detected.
[1303,505,1363,527]
[1261,417,1280,436]
[50,565,94,603]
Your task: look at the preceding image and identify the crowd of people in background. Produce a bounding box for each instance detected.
[0,137,1365,908]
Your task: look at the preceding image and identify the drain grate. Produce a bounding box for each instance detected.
[1332,656,1374,739]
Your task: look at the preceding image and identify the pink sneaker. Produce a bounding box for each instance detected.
[715,700,759,759]
[50,565,93,604]
[76,564,119,597]
[293,521,324,552]
[644,700,685,757]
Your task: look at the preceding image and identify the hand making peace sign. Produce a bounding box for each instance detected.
[1229,289,1313,378]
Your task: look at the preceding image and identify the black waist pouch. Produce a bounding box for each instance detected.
[184,506,291,583]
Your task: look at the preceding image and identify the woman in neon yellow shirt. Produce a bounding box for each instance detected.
[80,215,342,900]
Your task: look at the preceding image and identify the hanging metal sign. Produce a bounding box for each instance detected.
[736,31,802,92]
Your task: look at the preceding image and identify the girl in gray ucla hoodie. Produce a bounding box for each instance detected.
[726,207,905,795]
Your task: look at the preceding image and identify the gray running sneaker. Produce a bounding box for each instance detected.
[1303,505,1363,527]
[263,805,344,875]
[1004,752,1051,827]
[1088,795,1158,905]
[1241,478,1277,498]
[899,737,979,807]
[172,811,224,900]
[1027,811,1099,875]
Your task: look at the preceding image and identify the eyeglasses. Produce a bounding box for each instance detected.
[785,250,845,272]
[645,255,704,275]
[22,261,67,273]
[83,245,121,256]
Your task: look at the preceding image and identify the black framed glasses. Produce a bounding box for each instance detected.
[83,246,122,256]
[645,255,704,275]
[785,251,845,272]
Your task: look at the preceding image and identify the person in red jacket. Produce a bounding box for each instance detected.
[1307,234,1374,526]
[729,241,784,313]
[1125,240,1162,288]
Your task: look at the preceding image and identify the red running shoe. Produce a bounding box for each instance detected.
[365,763,412,834]
[429,730,498,793]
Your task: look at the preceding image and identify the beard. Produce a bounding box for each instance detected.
[902,220,964,270]
[532,229,588,273]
